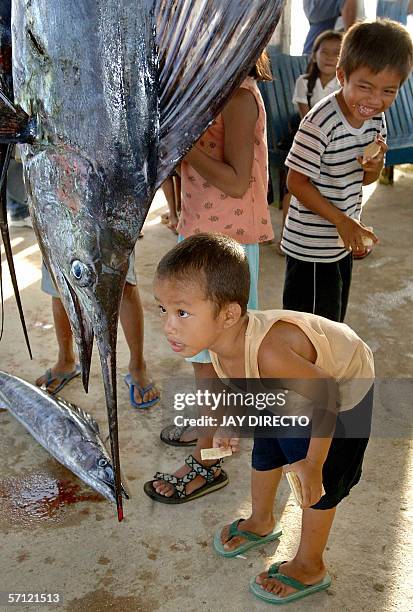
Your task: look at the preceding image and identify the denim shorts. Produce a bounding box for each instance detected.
[41,251,137,297]
[252,385,374,510]
[177,235,260,364]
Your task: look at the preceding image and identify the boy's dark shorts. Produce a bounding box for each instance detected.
[252,386,373,510]
[283,253,353,323]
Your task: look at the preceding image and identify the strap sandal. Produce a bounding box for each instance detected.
[40,364,81,395]
[143,454,228,504]
[159,424,197,447]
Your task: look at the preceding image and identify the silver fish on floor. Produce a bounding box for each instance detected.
[0,370,129,505]
[2,0,285,519]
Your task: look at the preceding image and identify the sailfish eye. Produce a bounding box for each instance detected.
[98,458,108,467]
[71,260,84,279]
[70,260,94,287]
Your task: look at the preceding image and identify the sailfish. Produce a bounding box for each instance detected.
[0,0,285,520]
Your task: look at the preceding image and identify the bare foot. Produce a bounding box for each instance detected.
[128,363,160,406]
[220,517,276,552]
[167,214,178,234]
[153,451,220,498]
[255,559,327,598]
[178,426,197,443]
[35,360,77,393]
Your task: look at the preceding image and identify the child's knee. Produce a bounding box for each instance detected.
[252,436,284,471]
[122,281,136,299]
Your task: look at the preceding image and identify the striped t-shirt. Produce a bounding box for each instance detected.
[282,92,386,263]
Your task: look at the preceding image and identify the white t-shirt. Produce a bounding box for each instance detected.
[282,93,386,263]
[293,75,340,110]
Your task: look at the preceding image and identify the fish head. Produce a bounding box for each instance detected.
[79,440,129,503]
[25,147,143,393]
[12,3,158,420]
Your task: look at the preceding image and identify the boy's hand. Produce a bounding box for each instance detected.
[284,458,324,508]
[213,435,240,454]
[336,216,378,254]
[357,136,387,173]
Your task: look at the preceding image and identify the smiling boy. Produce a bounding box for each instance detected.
[281,19,413,322]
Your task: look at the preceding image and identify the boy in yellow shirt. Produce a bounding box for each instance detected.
[145,232,374,605]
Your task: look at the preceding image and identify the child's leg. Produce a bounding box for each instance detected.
[120,281,159,405]
[153,361,224,498]
[161,176,179,232]
[36,292,77,392]
[220,467,283,551]
[255,507,336,597]
[51,297,76,368]
[219,431,288,550]
[254,391,372,598]
[283,253,353,322]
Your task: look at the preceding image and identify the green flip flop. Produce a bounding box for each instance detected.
[213,519,282,558]
[250,561,331,605]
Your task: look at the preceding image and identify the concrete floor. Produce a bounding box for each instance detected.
[0,169,412,611]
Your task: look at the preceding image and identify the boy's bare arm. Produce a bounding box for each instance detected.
[259,323,339,507]
[183,89,258,198]
[259,323,338,413]
[287,168,378,252]
[287,169,344,226]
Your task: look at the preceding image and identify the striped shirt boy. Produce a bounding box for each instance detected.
[281,92,386,263]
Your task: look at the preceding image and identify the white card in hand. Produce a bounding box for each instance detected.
[285,469,326,507]
[362,141,381,162]
[200,447,232,460]
[285,471,303,506]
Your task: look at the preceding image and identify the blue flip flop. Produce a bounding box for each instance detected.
[250,561,331,605]
[124,374,160,409]
[42,364,81,395]
[213,519,282,558]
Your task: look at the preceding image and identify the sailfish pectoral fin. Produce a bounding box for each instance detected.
[0,91,36,144]
[0,143,32,358]
[154,0,285,187]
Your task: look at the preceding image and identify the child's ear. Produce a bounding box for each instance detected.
[222,302,242,328]
[336,67,345,87]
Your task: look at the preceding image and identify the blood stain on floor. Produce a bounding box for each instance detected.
[0,471,103,528]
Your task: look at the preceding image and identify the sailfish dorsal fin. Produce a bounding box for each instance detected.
[154,0,285,188]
